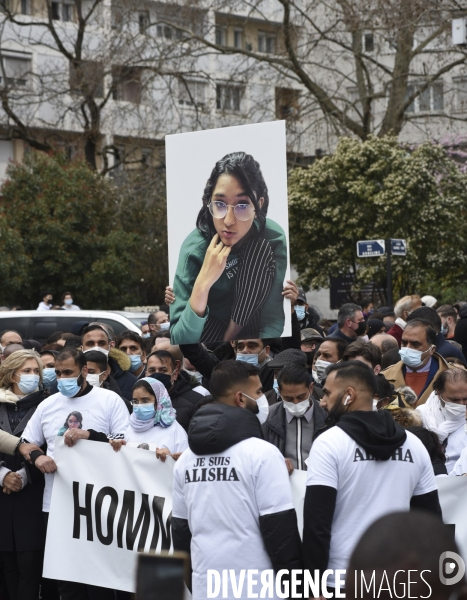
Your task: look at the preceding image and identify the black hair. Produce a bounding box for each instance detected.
[406,426,446,465]
[212,341,236,361]
[404,319,437,345]
[62,291,73,301]
[46,331,64,344]
[133,379,156,398]
[148,349,176,370]
[375,373,393,401]
[84,350,108,372]
[81,323,110,342]
[277,364,310,389]
[381,347,401,370]
[437,304,458,320]
[209,360,260,399]
[323,337,349,360]
[63,335,83,349]
[56,347,86,370]
[196,152,269,238]
[62,411,83,429]
[326,360,378,395]
[41,291,53,299]
[343,340,382,369]
[407,307,441,333]
[116,330,144,351]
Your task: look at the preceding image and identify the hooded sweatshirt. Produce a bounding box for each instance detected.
[172,403,302,600]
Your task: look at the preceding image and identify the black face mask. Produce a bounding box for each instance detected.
[147,372,172,390]
[305,351,315,366]
[325,392,349,427]
[355,322,367,337]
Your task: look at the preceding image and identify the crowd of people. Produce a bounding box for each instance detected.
[0,287,467,599]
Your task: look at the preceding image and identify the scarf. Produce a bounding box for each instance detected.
[418,390,466,444]
[129,377,176,433]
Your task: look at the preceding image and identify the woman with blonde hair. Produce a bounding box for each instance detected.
[0,349,48,600]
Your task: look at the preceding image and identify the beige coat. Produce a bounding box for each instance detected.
[0,429,19,454]
[381,353,451,407]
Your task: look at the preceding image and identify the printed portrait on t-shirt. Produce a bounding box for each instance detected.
[166,121,291,345]
[57,410,89,436]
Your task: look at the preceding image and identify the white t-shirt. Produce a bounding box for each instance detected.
[124,420,188,453]
[173,438,294,600]
[445,425,467,474]
[61,304,80,310]
[451,445,467,476]
[23,386,129,511]
[306,427,437,588]
[37,302,51,311]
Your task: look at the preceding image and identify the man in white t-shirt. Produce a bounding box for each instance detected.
[303,360,440,596]
[417,368,467,473]
[172,360,302,600]
[22,347,129,600]
[61,290,80,310]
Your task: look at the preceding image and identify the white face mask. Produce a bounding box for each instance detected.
[83,347,109,357]
[373,399,379,411]
[315,359,331,381]
[243,392,269,424]
[283,398,311,417]
[443,400,467,420]
[86,372,105,387]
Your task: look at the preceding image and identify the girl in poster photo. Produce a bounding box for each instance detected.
[58,411,83,436]
[170,152,287,344]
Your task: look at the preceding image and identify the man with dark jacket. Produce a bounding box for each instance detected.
[146,350,202,431]
[172,361,302,599]
[303,361,441,597]
[262,364,326,474]
[327,303,367,344]
[81,324,137,402]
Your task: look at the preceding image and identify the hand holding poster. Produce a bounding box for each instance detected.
[166,121,291,345]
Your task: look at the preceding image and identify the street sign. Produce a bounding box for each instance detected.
[356,239,386,258]
[391,238,407,256]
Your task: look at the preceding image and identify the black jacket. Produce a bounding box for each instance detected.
[169,378,202,432]
[0,389,47,552]
[173,403,303,581]
[180,344,275,392]
[262,399,326,456]
[108,348,137,402]
[437,332,467,366]
[103,375,132,413]
[454,305,467,360]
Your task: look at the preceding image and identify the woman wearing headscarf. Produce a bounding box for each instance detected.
[110,377,188,461]
[0,349,48,600]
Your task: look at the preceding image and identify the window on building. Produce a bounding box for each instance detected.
[141,147,152,166]
[138,11,149,34]
[233,29,243,49]
[454,78,467,113]
[178,79,207,107]
[70,61,104,98]
[112,67,142,103]
[0,55,31,88]
[275,87,300,120]
[215,26,226,46]
[216,84,242,111]
[20,0,30,15]
[364,32,374,53]
[258,31,276,54]
[405,81,444,113]
[51,1,73,21]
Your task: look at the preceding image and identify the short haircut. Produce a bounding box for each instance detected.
[166,344,183,364]
[147,312,160,326]
[348,512,460,599]
[84,350,108,372]
[209,360,260,400]
[381,347,401,370]
[375,373,393,401]
[406,426,446,465]
[394,294,421,319]
[62,291,73,301]
[0,329,23,344]
[404,319,437,345]
[116,330,144,351]
[361,300,372,310]
[343,340,382,369]
[326,360,377,395]
[82,323,110,342]
[63,335,83,349]
[323,337,349,360]
[153,330,170,339]
[277,364,310,389]
[337,303,362,328]
[433,367,467,394]
[0,349,43,389]
[407,306,441,333]
[379,334,398,354]
[56,348,86,370]
[437,304,458,320]
[46,331,64,344]
[148,349,176,370]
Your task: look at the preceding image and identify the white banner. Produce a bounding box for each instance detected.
[44,439,467,592]
[43,438,174,592]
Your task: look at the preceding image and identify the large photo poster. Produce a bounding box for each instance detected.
[166,121,291,345]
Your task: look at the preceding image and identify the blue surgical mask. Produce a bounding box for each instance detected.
[57,375,82,397]
[399,346,433,369]
[65,299,73,306]
[236,353,259,366]
[142,333,151,339]
[295,306,306,321]
[441,320,448,336]
[147,373,172,389]
[160,322,170,331]
[42,368,57,389]
[133,404,156,421]
[17,374,40,395]
[129,354,142,373]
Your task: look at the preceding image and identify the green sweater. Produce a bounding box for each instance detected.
[170,218,288,344]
